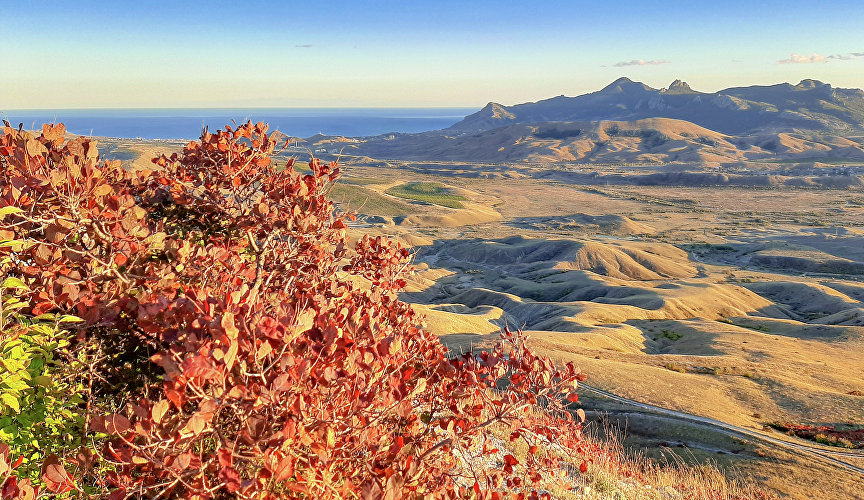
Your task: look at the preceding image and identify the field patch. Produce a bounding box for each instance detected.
[385,182,467,209]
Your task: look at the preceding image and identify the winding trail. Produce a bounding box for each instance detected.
[579,383,864,477]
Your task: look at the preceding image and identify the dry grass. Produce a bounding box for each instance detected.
[476,406,777,500]
[574,433,777,500]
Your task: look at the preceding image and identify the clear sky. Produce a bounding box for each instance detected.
[3,0,864,109]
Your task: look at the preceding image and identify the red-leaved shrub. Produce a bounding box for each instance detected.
[1,121,589,499]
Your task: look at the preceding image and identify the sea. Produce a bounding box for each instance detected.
[0,108,475,140]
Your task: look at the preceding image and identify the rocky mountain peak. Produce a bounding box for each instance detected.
[663,79,698,94]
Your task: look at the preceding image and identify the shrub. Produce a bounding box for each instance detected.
[0,277,86,482]
[1,121,589,498]
[660,330,682,341]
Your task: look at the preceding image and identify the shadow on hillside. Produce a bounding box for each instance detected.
[504,213,652,237]
[403,235,669,330]
[626,319,724,356]
[727,309,858,340]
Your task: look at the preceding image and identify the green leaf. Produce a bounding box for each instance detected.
[0,206,23,219]
[56,315,84,323]
[0,239,29,249]
[1,277,28,290]
[0,393,20,413]
[2,376,30,391]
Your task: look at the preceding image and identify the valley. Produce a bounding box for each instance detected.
[95,77,864,498]
[331,160,864,499]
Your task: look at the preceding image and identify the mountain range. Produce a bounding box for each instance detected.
[449,77,864,135]
[308,78,864,166]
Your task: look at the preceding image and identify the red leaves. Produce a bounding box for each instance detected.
[91,414,132,435]
[40,455,76,494]
[1,121,590,500]
[271,455,295,483]
[218,466,242,493]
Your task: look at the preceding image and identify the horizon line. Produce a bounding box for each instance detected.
[1,105,479,112]
[4,77,861,112]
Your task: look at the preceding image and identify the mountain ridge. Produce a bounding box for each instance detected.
[448,78,864,135]
[306,78,864,166]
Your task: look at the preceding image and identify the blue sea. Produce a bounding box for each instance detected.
[0,108,475,140]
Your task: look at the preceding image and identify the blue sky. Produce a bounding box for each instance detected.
[3,0,864,108]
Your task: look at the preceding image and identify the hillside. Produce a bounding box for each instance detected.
[339,117,864,165]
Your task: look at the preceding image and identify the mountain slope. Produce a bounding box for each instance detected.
[448,78,864,135]
[338,116,864,165]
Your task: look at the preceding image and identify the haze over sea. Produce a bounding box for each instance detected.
[0,108,475,140]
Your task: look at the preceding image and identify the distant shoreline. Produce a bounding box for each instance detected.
[0,107,475,140]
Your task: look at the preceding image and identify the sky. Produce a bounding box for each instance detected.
[3,0,864,109]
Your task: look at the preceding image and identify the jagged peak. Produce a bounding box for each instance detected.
[662,79,698,94]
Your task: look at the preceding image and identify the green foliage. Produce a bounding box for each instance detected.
[660,330,682,341]
[0,278,85,481]
[385,181,467,208]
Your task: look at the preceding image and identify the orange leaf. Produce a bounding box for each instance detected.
[221,312,239,339]
[114,253,128,266]
[185,412,208,436]
[152,400,170,424]
[92,184,113,197]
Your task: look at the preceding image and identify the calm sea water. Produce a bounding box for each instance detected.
[0,108,475,140]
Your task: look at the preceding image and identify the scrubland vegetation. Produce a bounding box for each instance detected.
[0,121,586,499]
[0,122,780,499]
